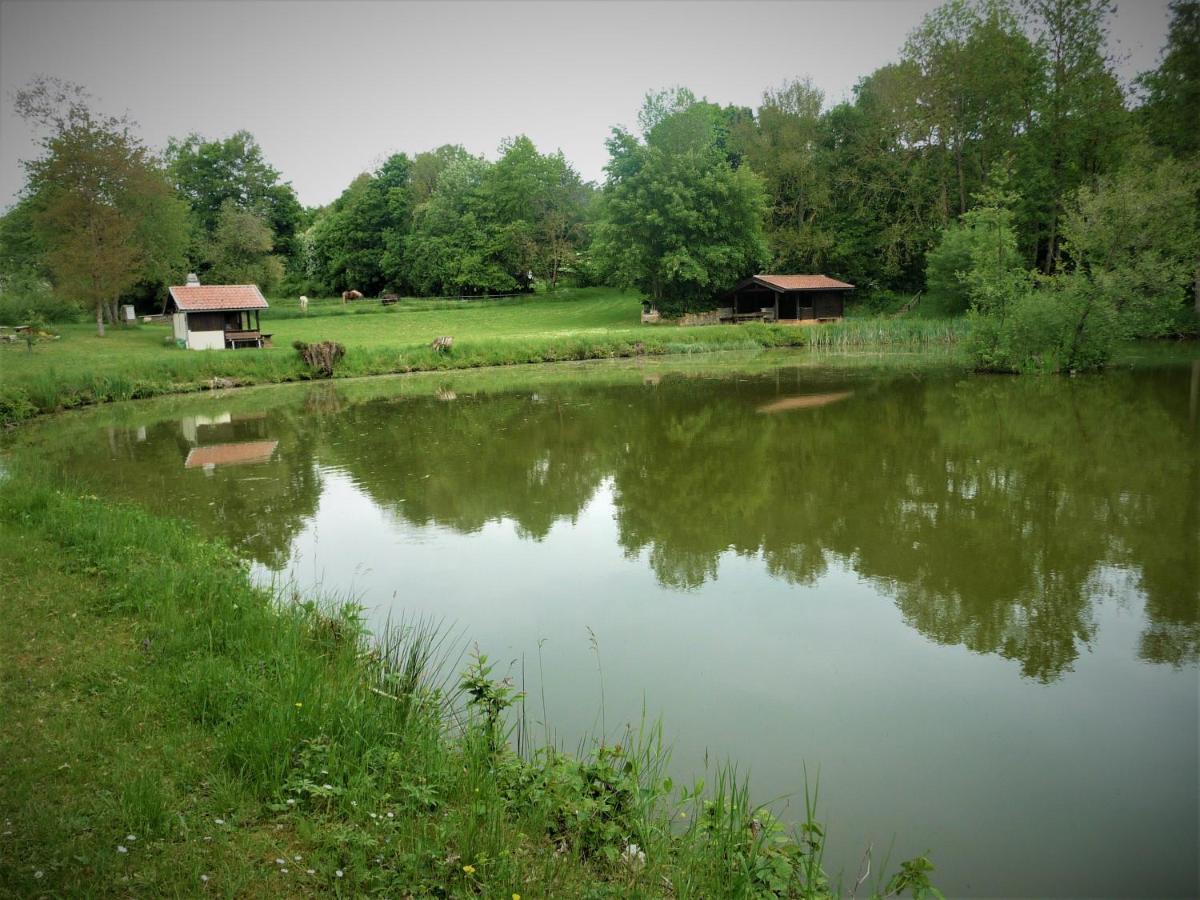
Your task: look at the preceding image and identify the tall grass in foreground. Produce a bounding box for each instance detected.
[0,469,942,898]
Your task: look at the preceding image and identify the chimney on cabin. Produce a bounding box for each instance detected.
[186,273,200,287]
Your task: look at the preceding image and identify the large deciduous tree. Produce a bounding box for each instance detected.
[16,77,190,336]
[594,89,769,316]
[166,130,304,269]
[204,200,285,291]
[1137,0,1200,159]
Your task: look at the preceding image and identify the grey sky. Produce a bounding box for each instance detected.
[0,0,1174,210]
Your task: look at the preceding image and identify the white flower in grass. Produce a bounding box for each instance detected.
[34,871,43,880]
[117,845,128,854]
[200,874,209,883]
[126,834,136,842]
[306,869,315,875]
[293,855,301,862]
[280,868,288,874]
[335,869,344,878]
[275,858,285,865]
[214,818,225,825]
[622,843,646,868]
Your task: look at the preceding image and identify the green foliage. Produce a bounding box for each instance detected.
[1136,0,1200,158]
[308,153,413,296]
[203,200,285,291]
[1058,150,1200,336]
[403,155,520,296]
[923,223,976,315]
[0,196,49,286]
[0,277,80,325]
[595,89,769,316]
[16,78,191,335]
[166,129,304,267]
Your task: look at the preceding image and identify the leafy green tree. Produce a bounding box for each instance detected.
[0,196,49,289]
[166,130,304,267]
[923,223,976,315]
[204,200,285,291]
[308,153,412,295]
[1057,151,1200,335]
[404,155,517,296]
[733,78,835,272]
[594,90,769,315]
[903,0,1043,218]
[484,136,590,289]
[818,62,949,293]
[1136,0,1200,159]
[16,77,190,336]
[1022,0,1131,272]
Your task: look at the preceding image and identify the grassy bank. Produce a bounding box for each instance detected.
[0,288,969,425]
[0,468,941,898]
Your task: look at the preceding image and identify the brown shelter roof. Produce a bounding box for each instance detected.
[751,275,855,292]
[168,284,268,312]
[184,440,279,469]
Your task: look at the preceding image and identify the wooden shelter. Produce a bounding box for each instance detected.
[722,275,855,323]
[166,276,271,350]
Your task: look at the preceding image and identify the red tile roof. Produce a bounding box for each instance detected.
[184,440,279,469]
[754,275,855,291]
[168,284,269,312]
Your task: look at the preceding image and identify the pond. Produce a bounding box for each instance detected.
[9,349,1199,898]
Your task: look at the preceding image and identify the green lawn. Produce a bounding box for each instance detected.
[2,287,643,381]
[0,287,967,425]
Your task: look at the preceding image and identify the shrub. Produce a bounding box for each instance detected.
[968,279,1120,374]
[0,385,37,425]
[924,223,975,316]
[0,281,81,326]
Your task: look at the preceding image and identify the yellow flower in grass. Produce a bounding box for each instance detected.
[462,865,475,875]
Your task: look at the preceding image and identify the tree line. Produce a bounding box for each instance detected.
[0,0,1196,369]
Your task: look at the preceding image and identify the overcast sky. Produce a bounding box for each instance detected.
[0,0,1174,210]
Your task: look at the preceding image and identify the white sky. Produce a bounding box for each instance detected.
[0,0,1175,210]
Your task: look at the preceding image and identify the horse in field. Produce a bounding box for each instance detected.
[341,289,364,304]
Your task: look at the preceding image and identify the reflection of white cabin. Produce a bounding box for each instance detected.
[166,275,270,350]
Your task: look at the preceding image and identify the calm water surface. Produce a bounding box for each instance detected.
[12,351,1199,898]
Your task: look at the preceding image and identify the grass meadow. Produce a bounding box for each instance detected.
[0,287,969,425]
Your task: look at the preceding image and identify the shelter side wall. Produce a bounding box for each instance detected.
[186,330,225,351]
[813,292,845,318]
[172,313,187,341]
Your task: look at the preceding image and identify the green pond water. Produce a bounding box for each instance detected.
[9,349,1199,898]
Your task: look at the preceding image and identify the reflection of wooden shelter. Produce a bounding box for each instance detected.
[166,276,271,350]
[722,275,855,323]
[757,391,852,414]
[185,440,279,469]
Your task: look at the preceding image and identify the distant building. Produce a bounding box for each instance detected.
[165,274,270,350]
[722,275,855,323]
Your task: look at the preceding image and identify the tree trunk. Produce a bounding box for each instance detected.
[1043,212,1058,275]
[955,143,966,216]
[95,302,106,337]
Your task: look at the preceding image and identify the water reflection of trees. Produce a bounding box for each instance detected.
[323,367,1197,682]
[49,362,1197,682]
